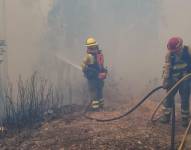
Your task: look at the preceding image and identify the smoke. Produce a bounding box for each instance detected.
[5,0,52,82]
[56,54,81,71]
[159,0,191,45]
[3,0,191,100]
[46,0,162,95]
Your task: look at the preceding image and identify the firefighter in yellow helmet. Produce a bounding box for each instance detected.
[161,37,191,127]
[81,37,107,110]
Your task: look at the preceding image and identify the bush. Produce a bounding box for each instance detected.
[1,72,66,130]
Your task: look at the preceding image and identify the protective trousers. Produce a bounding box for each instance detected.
[88,79,104,109]
[164,79,190,118]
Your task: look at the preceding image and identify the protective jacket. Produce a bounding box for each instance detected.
[81,50,107,80]
[163,46,191,86]
[161,46,191,126]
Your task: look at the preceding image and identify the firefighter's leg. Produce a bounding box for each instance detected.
[96,79,104,108]
[179,80,190,127]
[160,87,178,124]
[88,80,99,110]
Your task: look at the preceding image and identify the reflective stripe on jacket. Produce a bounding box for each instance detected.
[162,46,191,81]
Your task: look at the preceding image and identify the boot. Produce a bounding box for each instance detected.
[160,107,171,124]
[91,100,100,111]
[160,113,171,124]
[99,99,104,109]
[181,110,190,127]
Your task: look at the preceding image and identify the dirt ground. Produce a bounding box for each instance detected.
[0,100,190,150]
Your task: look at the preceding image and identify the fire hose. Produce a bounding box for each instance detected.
[150,73,191,150]
[83,73,191,150]
[150,73,191,122]
[83,86,163,121]
[56,54,191,149]
[178,119,191,150]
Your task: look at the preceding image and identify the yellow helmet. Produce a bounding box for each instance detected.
[85,37,98,47]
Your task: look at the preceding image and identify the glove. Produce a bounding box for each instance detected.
[162,80,172,89]
[98,72,107,80]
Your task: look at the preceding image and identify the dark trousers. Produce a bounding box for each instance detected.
[88,79,104,101]
[164,79,190,117]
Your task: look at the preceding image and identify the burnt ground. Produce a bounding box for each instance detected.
[0,100,190,150]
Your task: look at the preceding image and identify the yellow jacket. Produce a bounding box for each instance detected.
[81,53,95,71]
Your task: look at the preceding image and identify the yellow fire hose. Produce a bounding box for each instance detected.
[58,50,191,148]
[178,119,191,150]
[151,73,191,122]
[150,73,191,150]
[84,73,191,149]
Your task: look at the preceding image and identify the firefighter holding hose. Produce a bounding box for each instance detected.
[161,37,191,127]
[81,37,107,110]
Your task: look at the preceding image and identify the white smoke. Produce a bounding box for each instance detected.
[3,0,191,97]
[5,0,51,82]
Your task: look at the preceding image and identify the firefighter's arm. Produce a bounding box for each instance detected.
[81,54,94,71]
[186,46,191,73]
[187,46,191,57]
[81,63,86,72]
[162,52,171,89]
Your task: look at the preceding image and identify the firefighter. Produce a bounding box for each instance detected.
[161,37,191,127]
[81,37,107,110]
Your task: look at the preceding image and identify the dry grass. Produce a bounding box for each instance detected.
[1,72,67,130]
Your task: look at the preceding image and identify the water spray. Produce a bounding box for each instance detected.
[56,54,81,70]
